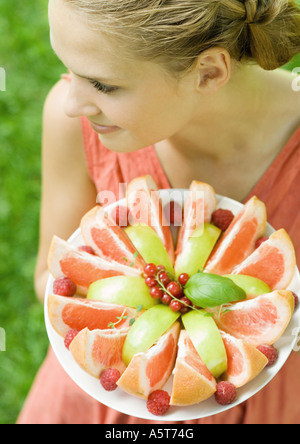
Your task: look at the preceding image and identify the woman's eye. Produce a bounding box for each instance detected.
[89,80,118,94]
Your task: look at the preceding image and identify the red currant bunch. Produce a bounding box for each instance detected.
[143,264,192,314]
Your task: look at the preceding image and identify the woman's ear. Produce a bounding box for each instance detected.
[195,48,231,94]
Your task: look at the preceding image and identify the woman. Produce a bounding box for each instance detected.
[18,0,300,424]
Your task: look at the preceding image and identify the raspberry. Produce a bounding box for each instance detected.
[100,368,121,391]
[255,236,269,249]
[78,245,96,255]
[292,292,299,310]
[64,329,80,350]
[53,277,77,297]
[147,390,170,416]
[211,209,235,232]
[257,345,279,367]
[215,381,237,406]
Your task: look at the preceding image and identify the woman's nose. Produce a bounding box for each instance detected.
[63,76,100,118]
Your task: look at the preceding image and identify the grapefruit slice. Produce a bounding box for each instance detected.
[170,330,217,406]
[126,175,175,264]
[212,290,295,346]
[48,236,141,295]
[205,196,267,275]
[232,229,296,290]
[117,322,180,399]
[70,327,128,378]
[220,331,268,388]
[175,181,217,258]
[80,206,145,273]
[47,293,139,337]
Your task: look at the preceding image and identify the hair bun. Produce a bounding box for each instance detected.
[244,0,282,26]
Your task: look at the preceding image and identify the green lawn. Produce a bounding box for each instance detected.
[0,0,300,424]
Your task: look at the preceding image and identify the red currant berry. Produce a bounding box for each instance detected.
[158,271,171,286]
[167,281,183,297]
[178,273,190,286]
[161,293,172,305]
[169,300,182,312]
[156,265,166,272]
[180,296,192,308]
[144,263,157,277]
[145,276,157,287]
[150,286,164,300]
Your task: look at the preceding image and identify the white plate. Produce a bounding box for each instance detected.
[44,190,300,421]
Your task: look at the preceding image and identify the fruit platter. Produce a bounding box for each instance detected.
[44,176,300,421]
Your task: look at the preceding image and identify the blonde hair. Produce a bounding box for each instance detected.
[65,0,300,72]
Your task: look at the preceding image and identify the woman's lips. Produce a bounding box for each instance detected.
[89,121,121,135]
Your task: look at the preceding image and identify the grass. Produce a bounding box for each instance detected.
[0,0,300,424]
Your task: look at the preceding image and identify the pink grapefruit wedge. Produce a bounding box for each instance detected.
[220,331,268,388]
[70,327,128,378]
[117,322,180,399]
[126,175,175,264]
[80,206,145,273]
[205,196,267,275]
[232,229,296,290]
[47,293,139,337]
[170,330,217,406]
[212,290,294,346]
[175,181,217,258]
[48,235,141,295]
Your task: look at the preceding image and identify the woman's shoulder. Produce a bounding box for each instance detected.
[43,78,82,139]
[42,78,84,164]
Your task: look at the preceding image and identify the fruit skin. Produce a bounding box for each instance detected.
[64,329,80,350]
[125,224,175,275]
[69,327,129,378]
[122,305,181,366]
[175,223,221,278]
[223,274,271,299]
[87,276,159,309]
[215,381,237,406]
[48,293,138,337]
[48,235,141,296]
[126,175,175,264]
[182,310,227,379]
[232,229,296,291]
[257,345,279,367]
[147,390,171,416]
[212,290,295,346]
[170,330,217,406]
[117,322,180,399]
[220,331,269,388]
[176,181,217,258]
[205,196,267,275]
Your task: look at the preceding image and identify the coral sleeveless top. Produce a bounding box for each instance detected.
[17,118,300,425]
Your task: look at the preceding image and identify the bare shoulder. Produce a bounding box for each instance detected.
[42,78,83,160]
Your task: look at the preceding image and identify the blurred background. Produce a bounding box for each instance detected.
[0,0,300,424]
